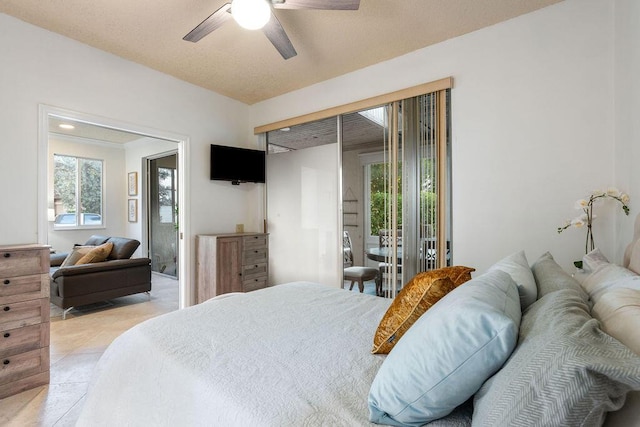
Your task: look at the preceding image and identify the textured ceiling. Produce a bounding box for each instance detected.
[1,0,562,105]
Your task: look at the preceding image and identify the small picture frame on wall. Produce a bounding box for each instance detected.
[128,199,138,223]
[128,172,138,196]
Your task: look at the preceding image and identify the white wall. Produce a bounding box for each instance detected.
[0,14,262,302]
[614,0,640,260]
[252,0,622,274]
[342,149,366,265]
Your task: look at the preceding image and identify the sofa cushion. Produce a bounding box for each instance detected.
[106,237,140,260]
[75,242,114,265]
[368,270,521,426]
[82,235,110,247]
[371,266,475,354]
[472,289,640,426]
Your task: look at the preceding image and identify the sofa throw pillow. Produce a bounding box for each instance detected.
[531,252,590,305]
[368,270,521,426]
[472,289,640,427]
[60,245,95,267]
[488,250,537,309]
[75,242,114,265]
[371,266,475,354]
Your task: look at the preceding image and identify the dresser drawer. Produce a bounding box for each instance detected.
[242,235,268,250]
[0,298,49,332]
[243,248,268,265]
[242,263,267,280]
[0,249,48,277]
[0,347,49,386]
[0,274,48,304]
[0,324,47,358]
[243,277,267,292]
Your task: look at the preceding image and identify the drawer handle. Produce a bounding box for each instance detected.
[254,250,258,253]
[3,280,9,285]
[3,333,9,338]
[2,253,9,258]
[2,360,9,365]
[3,307,10,312]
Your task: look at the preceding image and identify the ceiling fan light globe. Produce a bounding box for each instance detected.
[232,0,271,30]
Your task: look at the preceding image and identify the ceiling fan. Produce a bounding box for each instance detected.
[183,0,360,60]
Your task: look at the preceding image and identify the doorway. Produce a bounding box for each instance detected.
[38,105,191,309]
[147,153,178,277]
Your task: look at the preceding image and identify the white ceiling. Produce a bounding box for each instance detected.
[48,116,144,144]
[0,0,562,105]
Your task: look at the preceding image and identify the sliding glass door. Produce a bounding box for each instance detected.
[343,91,451,298]
[261,79,452,295]
[265,118,340,286]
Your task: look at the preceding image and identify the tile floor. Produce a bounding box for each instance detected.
[0,273,178,426]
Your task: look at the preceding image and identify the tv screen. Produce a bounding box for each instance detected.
[210,144,266,184]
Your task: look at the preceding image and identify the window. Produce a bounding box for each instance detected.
[158,167,177,224]
[53,154,104,229]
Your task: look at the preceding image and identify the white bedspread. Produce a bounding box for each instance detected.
[76,282,392,426]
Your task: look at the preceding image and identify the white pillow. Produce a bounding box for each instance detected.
[628,239,640,274]
[592,287,640,354]
[488,250,537,309]
[593,288,640,427]
[574,248,610,284]
[581,264,638,304]
[583,248,610,272]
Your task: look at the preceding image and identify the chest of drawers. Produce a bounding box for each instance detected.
[196,233,269,303]
[0,244,50,399]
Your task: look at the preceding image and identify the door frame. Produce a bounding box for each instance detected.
[37,104,191,309]
[144,150,179,277]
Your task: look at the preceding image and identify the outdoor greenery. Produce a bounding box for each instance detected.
[54,155,103,223]
[369,161,437,236]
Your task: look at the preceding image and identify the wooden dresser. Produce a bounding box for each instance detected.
[0,244,50,399]
[196,233,269,303]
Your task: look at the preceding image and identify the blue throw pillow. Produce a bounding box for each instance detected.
[368,270,521,426]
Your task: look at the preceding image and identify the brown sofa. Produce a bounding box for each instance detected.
[50,235,152,318]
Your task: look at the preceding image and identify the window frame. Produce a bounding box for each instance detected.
[52,153,105,230]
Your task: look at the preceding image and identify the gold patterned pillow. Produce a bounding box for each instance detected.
[372,266,475,354]
[75,242,114,265]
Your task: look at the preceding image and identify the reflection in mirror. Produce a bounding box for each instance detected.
[266,118,339,286]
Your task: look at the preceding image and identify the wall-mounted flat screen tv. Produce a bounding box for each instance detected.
[210,144,266,184]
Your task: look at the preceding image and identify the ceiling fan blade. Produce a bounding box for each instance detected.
[183,3,233,43]
[271,0,359,10]
[262,12,297,60]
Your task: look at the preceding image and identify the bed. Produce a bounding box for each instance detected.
[76,219,640,427]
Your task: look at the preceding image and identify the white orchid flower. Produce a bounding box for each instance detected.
[621,193,630,204]
[571,217,586,228]
[574,199,589,209]
[606,187,621,197]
